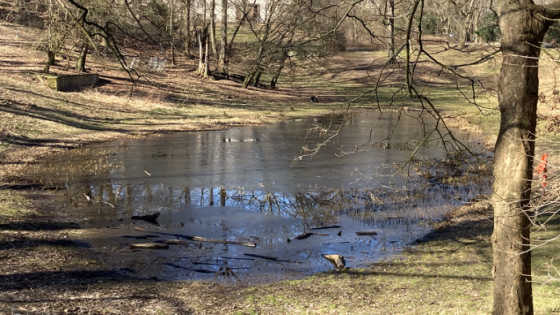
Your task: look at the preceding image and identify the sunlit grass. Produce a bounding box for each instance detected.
[0,190,35,220]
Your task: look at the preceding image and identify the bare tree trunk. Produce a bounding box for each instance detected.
[44,0,55,73]
[203,26,210,77]
[217,0,228,75]
[184,0,192,57]
[457,26,467,48]
[473,11,481,44]
[75,40,88,72]
[242,69,256,88]
[224,3,248,73]
[209,0,218,57]
[491,0,552,313]
[44,50,55,73]
[270,58,285,88]
[169,0,175,65]
[197,26,210,78]
[197,29,204,72]
[242,1,272,89]
[253,70,261,87]
[386,0,395,63]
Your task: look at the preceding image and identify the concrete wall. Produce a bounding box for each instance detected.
[46,73,99,91]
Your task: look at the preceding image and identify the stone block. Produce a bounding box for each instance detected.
[45,73,99,91]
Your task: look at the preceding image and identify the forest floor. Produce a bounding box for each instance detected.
[1,20,560,314]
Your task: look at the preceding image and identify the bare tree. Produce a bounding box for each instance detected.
[209,0,217,57]
[217,0,227,74]
[184,0,193,57]
[169,0,176,65]
[386,0,395,62]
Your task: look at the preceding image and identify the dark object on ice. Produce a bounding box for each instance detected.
[131,212,160,222]
[244,253,278,260]
[356,231,378,236]
[311,225,341,230]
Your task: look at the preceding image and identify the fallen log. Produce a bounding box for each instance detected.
[131,212,160,221]
[356,231,378,236]
[219,256,255,261]
[190,236,256,247]
[131,227,256,247]
[157,239,202,247]
[310,225,341,230]
[294,232,313,240]
[121,234,160,239]
[294,232,329,240]
[129,243,169,249]
[243,253,278,261]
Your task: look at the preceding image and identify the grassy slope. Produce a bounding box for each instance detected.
[1,20,560,315]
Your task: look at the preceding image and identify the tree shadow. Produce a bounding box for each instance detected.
[0,267,195,313]
[0,221,81,231]
[0,270,129,291]
[341,268,492,282]
[0,237,89,251]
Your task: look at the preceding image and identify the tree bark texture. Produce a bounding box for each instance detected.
[492,0,551,314]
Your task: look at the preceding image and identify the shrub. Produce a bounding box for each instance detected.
[476,12,500,42]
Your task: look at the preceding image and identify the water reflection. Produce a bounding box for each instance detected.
[30,111,492,283]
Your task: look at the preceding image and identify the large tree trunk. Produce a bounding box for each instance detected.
[492,1,551,314]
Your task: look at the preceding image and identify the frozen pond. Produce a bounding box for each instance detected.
[33,110,491,283]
